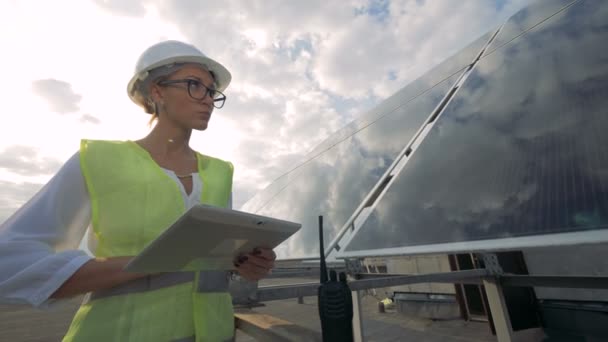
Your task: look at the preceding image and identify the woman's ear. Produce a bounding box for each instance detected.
[149,83,164,104]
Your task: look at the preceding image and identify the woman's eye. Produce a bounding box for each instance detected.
[189,80,202,88]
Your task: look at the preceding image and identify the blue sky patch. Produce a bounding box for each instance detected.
[354,0,390,23]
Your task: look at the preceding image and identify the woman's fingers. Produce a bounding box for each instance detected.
[246,254,274,269]
[233,253,275,281]
[232,248,277,281]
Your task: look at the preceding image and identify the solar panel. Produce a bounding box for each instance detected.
[241,32,493,221]
[238,33,494,259]
[253,75,461,258]
[341,0,608,257]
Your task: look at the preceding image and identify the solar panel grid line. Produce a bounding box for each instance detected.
[594,112,608,208]
[541,134,550,235]
[569,132,578,232]
[588,100,601,209]
[516,138,530,237]
[500,139,513,236]
[602,117,608,208]
[510,138,528,236]
[557,135,565,229]
[583,124,599,227]
[517,138,530,235]
[534,135,543,235]
[530,136,545,236]
[562,85,578,230]
[587,87,608,222]
[555,134,564,231]
[547,134,555,231]
[574,131,587,229]
[579,133,588,222]
[498,135,516,237]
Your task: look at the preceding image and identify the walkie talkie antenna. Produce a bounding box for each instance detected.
[319,215,328,284]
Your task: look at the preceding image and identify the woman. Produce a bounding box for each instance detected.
[0,40,275,341]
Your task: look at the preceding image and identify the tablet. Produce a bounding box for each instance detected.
[124,204,301,273]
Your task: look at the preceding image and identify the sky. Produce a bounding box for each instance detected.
[0,0,532,224]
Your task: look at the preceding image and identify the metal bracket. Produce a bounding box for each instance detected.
[344,258,365,277]
[481,253,504,276]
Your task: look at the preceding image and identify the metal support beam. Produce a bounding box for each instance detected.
[251,269,489,304]
[355,272,484,285]
[256,282,320,303]
[266,268,347,279]
[500,275,608,289]
[249,270,608,305]
[348,269,490,291]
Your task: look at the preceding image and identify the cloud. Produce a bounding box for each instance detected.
[80,114,101,125]
[91,0,148,17]
[31,79,82,114]
[0,145,63,176]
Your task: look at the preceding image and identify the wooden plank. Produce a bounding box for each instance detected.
[235,310,322,342]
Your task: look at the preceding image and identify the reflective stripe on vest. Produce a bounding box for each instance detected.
[86,271,230,303]
[62,140,235,342]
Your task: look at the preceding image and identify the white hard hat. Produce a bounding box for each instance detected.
[127,40,232,110]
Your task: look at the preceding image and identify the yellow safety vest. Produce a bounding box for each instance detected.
[62,140,235,342]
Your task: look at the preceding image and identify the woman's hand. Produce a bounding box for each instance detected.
[233,247,276,282]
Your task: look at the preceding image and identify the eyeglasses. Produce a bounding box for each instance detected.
[158,79,227,109]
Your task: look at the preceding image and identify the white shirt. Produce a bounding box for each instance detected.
[0,151,230,308]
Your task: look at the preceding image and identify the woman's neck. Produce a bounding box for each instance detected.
[138,122,194,158]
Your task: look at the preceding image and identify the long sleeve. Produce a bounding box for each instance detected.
[0,152,93,308]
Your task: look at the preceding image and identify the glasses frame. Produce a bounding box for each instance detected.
[158,79,227,109]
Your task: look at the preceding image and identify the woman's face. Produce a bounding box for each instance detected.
[152,64,217,131]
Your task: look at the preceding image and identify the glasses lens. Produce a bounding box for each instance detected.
[188,81,208,100]
[213,96,226,109]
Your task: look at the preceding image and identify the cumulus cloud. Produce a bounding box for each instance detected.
[80,113,101,124]
[31,79,82,114]
[91,0,147,17]
[0,145,63,176]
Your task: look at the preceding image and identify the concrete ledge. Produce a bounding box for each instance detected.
[235,310,322,342]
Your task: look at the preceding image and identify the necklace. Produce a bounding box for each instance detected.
[174,173,193,179]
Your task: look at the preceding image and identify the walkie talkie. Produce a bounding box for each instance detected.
[317,215,354,342]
